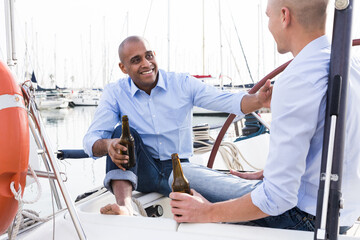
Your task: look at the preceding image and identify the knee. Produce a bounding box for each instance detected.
[112,125,122,138]
[168,171,174,189]
[111,125,140,139]
[129,127,140,139]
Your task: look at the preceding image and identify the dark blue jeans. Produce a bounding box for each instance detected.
[105,125,188,196]
[251,207,316,231]
[251,207,350,234]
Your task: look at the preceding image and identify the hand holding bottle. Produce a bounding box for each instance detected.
[107,138,130,171]
[107,115,136,171]
[169,189,212,223]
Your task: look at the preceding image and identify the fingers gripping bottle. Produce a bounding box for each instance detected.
[171,153,191,194]
[119,115,136,169]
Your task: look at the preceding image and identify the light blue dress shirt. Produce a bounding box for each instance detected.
[251,35,360,226]
[83,70,245,160]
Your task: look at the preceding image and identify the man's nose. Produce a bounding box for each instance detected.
[141,58,151,67]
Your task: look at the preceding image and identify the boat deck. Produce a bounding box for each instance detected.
[10,190,360,240]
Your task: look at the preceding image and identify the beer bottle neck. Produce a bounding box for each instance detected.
[172,156,184,177]
[122,119,130,136]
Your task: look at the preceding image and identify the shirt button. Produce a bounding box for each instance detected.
[160,142,162,145]
[157,131,160,134]
[152,115,155,117]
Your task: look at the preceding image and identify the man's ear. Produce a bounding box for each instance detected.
[119,62,127,74]
[281,7,291,28]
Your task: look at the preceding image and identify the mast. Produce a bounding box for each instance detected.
[53,34,57,88]
[202,0,205,75]
[102,16,107,88]
[89,25,92,89]
[126,11,129,36]
[314,1,354,239]
[4,0,17,69]
[218,0,223,89]
[24,22,29,79]
[257,3,260,81]
[167,0,171,72]
[64,58,67,88]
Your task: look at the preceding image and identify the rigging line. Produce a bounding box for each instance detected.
[221,24,243,86]
[226,0,254,84]
[120,13,128,38]
[143,0,154,37]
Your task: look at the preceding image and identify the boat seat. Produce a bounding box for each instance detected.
[64,190,178,232]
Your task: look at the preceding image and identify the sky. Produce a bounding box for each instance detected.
[1,0,360,88]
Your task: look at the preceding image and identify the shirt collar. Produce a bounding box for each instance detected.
[285,35,330,72]
[129,70,167,97]
[293,35,330,63]
[129,77,138,97]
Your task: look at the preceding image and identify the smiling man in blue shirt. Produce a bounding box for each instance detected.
[83,36,272,215]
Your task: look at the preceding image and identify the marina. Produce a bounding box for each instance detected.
[1,0,360,239]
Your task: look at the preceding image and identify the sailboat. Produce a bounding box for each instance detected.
[1,1,360,240]
[30,72,70,109]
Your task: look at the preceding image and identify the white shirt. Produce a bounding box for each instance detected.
[251,35,360,226]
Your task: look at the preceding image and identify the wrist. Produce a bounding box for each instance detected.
[255,93,262,109]
[208,203,218,222]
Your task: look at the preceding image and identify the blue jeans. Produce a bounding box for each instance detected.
[169,163,261,203]
[251,207,315,231]
[169,163,350,233]
[105,126,188,196]
[252,208,351,234]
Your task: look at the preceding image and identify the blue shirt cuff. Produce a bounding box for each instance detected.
[232,92,246,117]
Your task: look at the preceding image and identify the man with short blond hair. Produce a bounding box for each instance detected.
[170,0,360,233]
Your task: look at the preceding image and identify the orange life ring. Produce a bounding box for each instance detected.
[0,61,29,234]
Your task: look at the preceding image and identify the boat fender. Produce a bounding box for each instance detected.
[0,62,29,234]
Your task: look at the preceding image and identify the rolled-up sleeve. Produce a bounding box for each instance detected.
[251,178,298,215]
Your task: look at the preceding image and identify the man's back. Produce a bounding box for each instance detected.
[341,54,360,226]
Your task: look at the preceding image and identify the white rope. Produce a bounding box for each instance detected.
[8,183,23,240]
[7,165,50,239]
[131,197,148,217]
[22,165,42,204]
[193,127,261,171]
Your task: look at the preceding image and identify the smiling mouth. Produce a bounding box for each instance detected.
[140,69,154,75]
